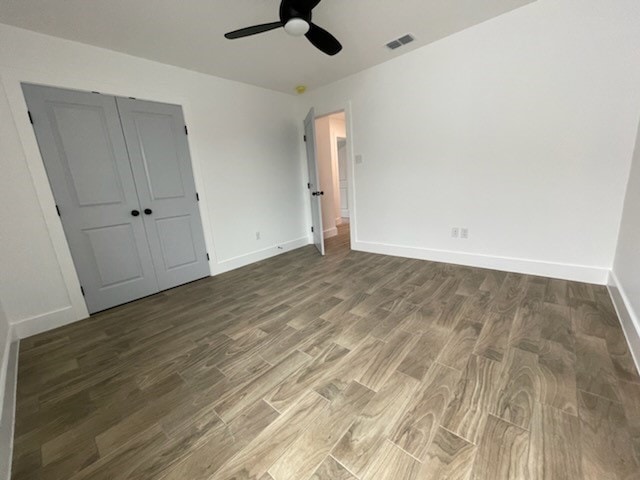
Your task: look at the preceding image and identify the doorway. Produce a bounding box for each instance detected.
[314,111,350,252]
[23,84,210,313]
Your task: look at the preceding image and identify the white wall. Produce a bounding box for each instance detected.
[0,297,9,415]
[610,118,640,367]
[0,23,308,337]
[303,0,640,283]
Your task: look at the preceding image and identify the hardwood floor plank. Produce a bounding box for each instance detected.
[309,456,356,480]
[473,414,529,480]
[214,350,310,422]
[538,339,578,415]
[528,402,582,479]
[159,400,278,480]
[441,354,502,444]
[357,329,416,391]
[473,312,515,362]
[360,440,422,480]
[268,381,374,480]
[419,427,476,480]
[332,371,418,476]
[397,324,449,381]
[578,390,639,480]
[575,333,621,403]
[491,347,539,430]
[264,342,350,413]
[391,362,460,460]
[210,390,328,480]
[436,320,483,371]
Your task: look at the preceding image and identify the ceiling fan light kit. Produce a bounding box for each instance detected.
[224,0,342,56]
[284,18,310,37]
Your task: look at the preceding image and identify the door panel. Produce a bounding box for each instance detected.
[116,97,210,290]
[22,84,160,313]
[304,109,325,255]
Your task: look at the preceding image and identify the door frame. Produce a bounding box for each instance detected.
[310,103,357,250]
[4,74,215,327]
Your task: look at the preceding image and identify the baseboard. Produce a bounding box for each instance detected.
[353,240,609,284]
[341,210,349,218]
[0,323,12,424]
[0,341,18,480]
[211,236,310,276]
[323,227,338,239]
[607,271,640,374]
[10,306,78,341]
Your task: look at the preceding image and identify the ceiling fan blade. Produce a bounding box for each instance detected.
[305,23,342,56]
[225,21,283,39]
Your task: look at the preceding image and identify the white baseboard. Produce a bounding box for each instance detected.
[607,271,640,374]
[323,227,338,239]
[11,306,78,340]
[341,210,349,218]
[353,240,609,284]
[211,236,310,276]
[0,341,18,480]
[0,324,12,423]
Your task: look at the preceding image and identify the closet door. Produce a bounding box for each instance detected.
[22,84,159,313]
[116,98,210,290]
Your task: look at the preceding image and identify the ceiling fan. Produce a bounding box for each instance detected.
[224,0,342,56]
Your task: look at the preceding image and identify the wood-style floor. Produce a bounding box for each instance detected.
[11,224,640,480]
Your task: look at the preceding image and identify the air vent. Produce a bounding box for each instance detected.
[386,34,415,51]
[386,40,402,50]
[398,34,415,45]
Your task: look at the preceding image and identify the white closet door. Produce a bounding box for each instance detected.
[116,97,210,290]
[23,84,159,313]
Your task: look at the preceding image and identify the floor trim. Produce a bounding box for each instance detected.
[353,240,609,284]
[0,341,18,480]
[11,306,77,341]
[607,271,640,374]
[323,227,338,239]
[211,236,310,276]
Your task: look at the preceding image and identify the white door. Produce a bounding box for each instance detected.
[23,84,211,313]
[304,109,325,255]
[23,84,159,313]
[116,97,210,291]
[337,137,349,218]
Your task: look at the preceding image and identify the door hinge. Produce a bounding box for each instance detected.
[196,192,200,202]
[206,253,210,261]
[28,111,34,124]
[80,286,85,296]
[311,226,314,233]
[307,183,311,189]
[304,135,307,142]
[55,205,61,216]
[184,125,189,135]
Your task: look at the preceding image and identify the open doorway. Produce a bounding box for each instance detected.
[314,110,350,252]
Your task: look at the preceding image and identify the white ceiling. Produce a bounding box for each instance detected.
[0,0,536,94]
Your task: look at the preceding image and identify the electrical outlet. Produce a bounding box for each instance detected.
[355,154,364,165]
[256,231,261,240]
[451,227,459,239]
[461,228,469,239]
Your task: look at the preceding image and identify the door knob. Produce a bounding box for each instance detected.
[312,191,324,196]
[144,208,153,215]
[131,209,140,217]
